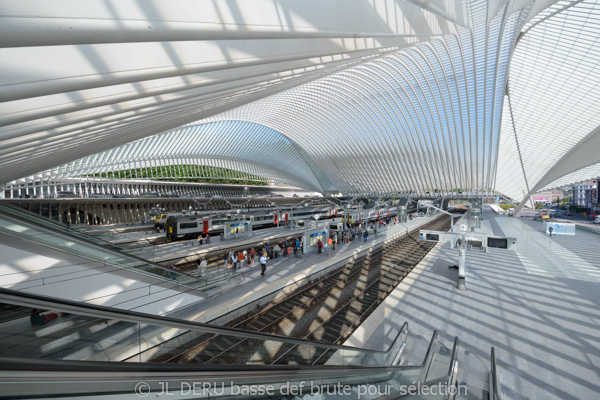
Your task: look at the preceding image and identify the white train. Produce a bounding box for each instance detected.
[344,206,400,224]
[164,207,342,241]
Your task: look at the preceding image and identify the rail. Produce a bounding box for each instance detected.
[0,356,425,400]
[0,287,410,366]
[377,333,460,400]
[0,205,244,292]
[0,202,134,251]
[421,336,459,400]
[1,289,433,399]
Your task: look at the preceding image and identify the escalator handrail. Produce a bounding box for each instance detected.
[421,336,460,386]
[0,287,409,356]
[0,355,419,373]
[417,331,439,382]
[0,355,421,400]
[0,207,198,282]
[0,202,135,251]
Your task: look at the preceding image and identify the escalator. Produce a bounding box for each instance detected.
[0,287,471,399]
[0,203,243,292]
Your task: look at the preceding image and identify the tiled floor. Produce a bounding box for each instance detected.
[346,208,600,400]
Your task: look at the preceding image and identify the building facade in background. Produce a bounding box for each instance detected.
[573,181,598,209]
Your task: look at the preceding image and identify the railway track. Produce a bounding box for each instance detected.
[145,211,461,366]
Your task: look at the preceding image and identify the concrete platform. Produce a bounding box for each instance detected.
[345,208,600,400]
[0,215,441,362]
[140,224,339,263]
[163,216,439,324]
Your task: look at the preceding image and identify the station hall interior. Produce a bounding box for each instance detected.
[1,1,600,399]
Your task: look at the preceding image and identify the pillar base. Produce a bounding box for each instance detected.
[457,276,466,290]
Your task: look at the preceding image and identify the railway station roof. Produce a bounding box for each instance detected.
[1,0,600,203]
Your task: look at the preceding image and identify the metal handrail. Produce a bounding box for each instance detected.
[0,287,408,356]
[0,208,200,284]
[0,202,136,251]
[0,355,424,400]
[417,331,439,383]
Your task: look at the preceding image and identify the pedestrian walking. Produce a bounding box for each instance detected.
[260,254,267,276]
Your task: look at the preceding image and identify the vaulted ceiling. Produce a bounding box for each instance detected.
[2,0,599,202]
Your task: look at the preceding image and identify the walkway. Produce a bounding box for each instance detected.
[346,208,600,400]
[164,216,437,324]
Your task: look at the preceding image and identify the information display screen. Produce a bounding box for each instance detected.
[488,237,507,249]
[426,233,440,241]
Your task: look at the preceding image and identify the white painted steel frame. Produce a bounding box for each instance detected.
[4,0,600,201]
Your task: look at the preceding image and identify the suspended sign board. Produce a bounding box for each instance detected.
[419,230,517,250]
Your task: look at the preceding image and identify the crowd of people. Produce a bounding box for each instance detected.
[315,217,399,254]
[177,215,406,279]
[215,236,305,276]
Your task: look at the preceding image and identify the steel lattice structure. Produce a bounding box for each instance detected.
[2,0,600,204]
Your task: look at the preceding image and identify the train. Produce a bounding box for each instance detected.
[163,204,414,241]
[164,207,343,241]
[153,211,202,229]
[344,206,400,224]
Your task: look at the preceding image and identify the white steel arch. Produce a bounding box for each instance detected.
[496,0,600,207]
[4,0,600,202]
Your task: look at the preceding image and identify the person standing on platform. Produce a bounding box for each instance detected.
[260,253,267,276]
[250,248,256,265]
[364,230,369,242]
[205,233,211,244]
[223,251,229,269]
[232,251,239,270]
